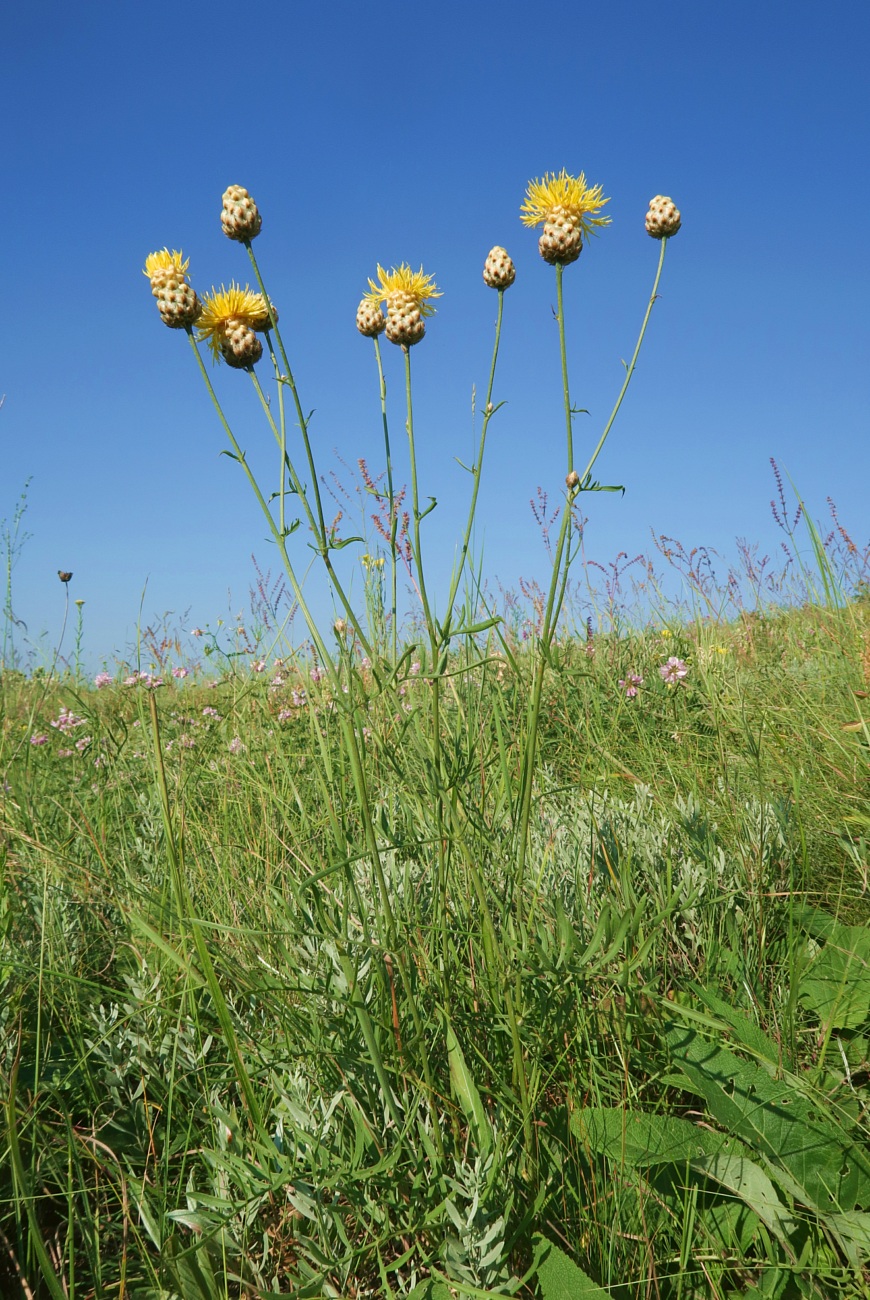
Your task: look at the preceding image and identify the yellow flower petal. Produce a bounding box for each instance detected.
[196,283,272,357]
[520,169,611,237]
[363,263,441,317]
[143,248,190,278]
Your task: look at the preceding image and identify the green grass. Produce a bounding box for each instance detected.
[2,586,870,1299]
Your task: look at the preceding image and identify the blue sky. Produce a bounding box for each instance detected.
[3,1,868,671]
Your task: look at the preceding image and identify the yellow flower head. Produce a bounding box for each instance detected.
[364,264,441,317]
[196,283,273,358]
[520,169,611,238]
[143,249,190,279]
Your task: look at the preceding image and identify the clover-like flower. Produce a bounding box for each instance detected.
[364,264,441,348]
[660,656,689,685]
[521,169,611,265]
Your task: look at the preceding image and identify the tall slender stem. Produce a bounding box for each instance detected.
[446,288,505,616]
[555,264,574,474]
[372,336,399,665]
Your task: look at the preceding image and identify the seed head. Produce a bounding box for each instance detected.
[483,246,516,289]
[221,184,262,241]
[645,196,681,239]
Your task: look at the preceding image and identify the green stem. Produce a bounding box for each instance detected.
[403,347,449,983]
[445,288,505,616]
[555,264,574,474]
[189,328,442,1147]
[578,237,668,485]
[244,243,377,663]
[515,240,671,903]
[373,335,399,665]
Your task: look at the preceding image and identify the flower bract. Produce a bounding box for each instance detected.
[520,169,611,238]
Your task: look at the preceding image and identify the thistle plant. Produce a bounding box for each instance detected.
[143,170,680,1172]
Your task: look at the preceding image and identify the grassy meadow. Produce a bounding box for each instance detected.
[2,545,870,1298]
[3,181,870,1298]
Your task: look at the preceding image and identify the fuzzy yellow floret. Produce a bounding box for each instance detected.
[196,284,272,357]
[364,264,441,317]
[143,249,190,279]
[520,170,611,238]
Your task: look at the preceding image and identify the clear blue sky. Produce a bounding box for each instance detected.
[3,1,868,671]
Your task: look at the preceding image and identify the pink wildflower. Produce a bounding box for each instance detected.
[618,673,644,699]
[228,736,245,754]
[202,706,221,719]
[30,733,49,746]
[277,709,293,722]
[94,671,113,688]
[172,666,189,680]
[75,736,92,752]
[660,657,689,685]
[252,659,266,673]
[51,707,86,734]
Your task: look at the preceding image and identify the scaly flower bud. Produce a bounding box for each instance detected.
[483,246,516,289]
[221,184,262,241]
[645,195,681,239]
[356,298,386,337]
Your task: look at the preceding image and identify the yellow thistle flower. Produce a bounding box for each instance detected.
[143,248,190,280]
[196,283,273,358]
[520,169,611,238]
[363,264,441,317]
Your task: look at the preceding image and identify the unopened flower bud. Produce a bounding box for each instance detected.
[645,195,681,239]
[356,298,386,337]
[221,184,262,241]
[483,246,516,289]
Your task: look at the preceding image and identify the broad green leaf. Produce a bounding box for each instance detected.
[407,1283,452,1300]
[799,924,870,1030]
[533,1236,611,1299]
[665,1020,870,1212]
[572,1106,745,1166]
[690,1153,799,1251]
[443,1013,492,1156]
[694,987,786,1068]
[822,1210,870,1267]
